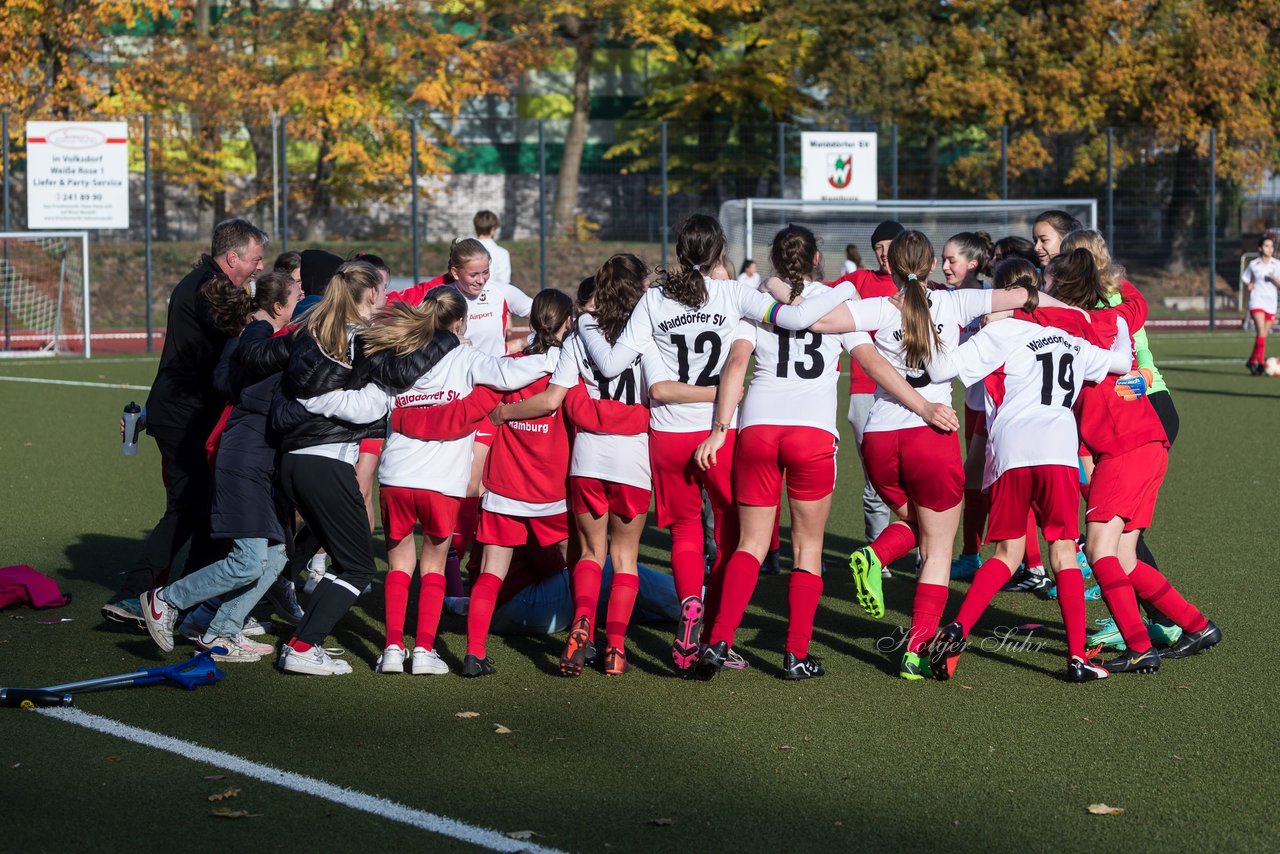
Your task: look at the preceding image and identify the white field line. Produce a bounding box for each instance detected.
[0,375,150,391]
[37,707,569,854]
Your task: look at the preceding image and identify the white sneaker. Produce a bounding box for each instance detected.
[241,615,273,637]
[278,644,352,676]
[140,588,178,652]
[228,632,273,655]
[411,647,448,675]
[376,644,406,674]
[304,555,328,595]
[197,634,264,662]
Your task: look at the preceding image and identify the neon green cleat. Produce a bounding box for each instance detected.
[899,651,932,681]
[1146,621,1183,648]
[1087,617,1126,651]
[849,546,885,619]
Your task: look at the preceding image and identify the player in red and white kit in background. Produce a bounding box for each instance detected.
[461,290,576,678]
[695,225,957,680]
[1242,233,1280,374]
[921,258,1135,682]
[369,287,556,676]
[577,215,858,674]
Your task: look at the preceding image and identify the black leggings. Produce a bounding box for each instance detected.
[280,453,376,645]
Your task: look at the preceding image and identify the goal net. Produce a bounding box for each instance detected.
[0,232,91,358]
[718,199,1097,280]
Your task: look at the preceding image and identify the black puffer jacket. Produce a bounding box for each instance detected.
[212,320,293,405]
[273,328,459,452]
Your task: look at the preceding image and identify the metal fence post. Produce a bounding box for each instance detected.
[279,117,288,252]
[538,119,547,291]
[144,114,153,353]
[776,122,785,198]
[1209,128,1217,331]
[1000,124,1009,199]
[1106,127,1115,250]
[661,120,669,270]
[410,116,420,284]
[2,110,9,231]
[890,123,899,201]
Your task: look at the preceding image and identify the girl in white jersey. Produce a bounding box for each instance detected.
[1243,234,1280,374]
[923,258,1133,682]
[577,215,856,672]
[368,289,554,676]
[694,226,956,680]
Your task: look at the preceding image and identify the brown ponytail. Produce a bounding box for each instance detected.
[1044,248,1107,310]
[524,289,574,356]
[1060,229,1123,297]
[888,230,941,370]
[769,224,819,302]
[656,213,723,309]
[362,286,465,356]
[250,271,294,315]
[991,257,1042,310]
[594,253,649,344]
[200,275,254,336]
[947,231,993,282]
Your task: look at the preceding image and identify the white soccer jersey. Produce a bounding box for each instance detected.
[850,289,994,433]
[737,282,860,438]
[931,317,1131,489]
[455,281,535,357]
[1244,256,1280,314]
[477,238,513,289]
[378,346,554,495]
[956,285,991,411]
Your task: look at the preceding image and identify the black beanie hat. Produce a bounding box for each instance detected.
[870,220,905,247]
[299,249,344,297]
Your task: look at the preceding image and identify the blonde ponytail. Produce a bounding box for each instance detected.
[301,261,383,363]
[362,286,466,356]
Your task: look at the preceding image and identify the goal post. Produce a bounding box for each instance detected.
[0,231,91,358]
[718,199,1098,279]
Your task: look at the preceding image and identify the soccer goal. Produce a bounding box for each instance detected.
[718,199,1097,279]
[0,232,91,358]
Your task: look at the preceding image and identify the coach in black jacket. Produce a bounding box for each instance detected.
[102,218,268,626]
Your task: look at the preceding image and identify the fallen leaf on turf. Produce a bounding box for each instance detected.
[1087,804,1124,816]
[833,821,843,827]
[505,831,539,840]
[778,745,794,751]
[1176,685,1191,690]
[959,685,973,690]
[207,787,241,802]
[1172,755,1183,760]
[203,775,227,781]
[105,755,123,763]
[493,724,512,734]
[802,735,812,742]
[210,808,258,819]
[649,818,674,826]
[455,711,480,719]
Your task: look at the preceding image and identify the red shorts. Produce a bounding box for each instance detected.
[569,476,651,519]
[733,425,838,505]
[861,426,963,512]
[1250,309,1275,323]
[358,438,384,457]
[474,424,497,448]
[986,466,1080,543]
[964,406,987,441]
[649,428,736,529]
[477,509,569,548]
[1086,443,1167,532]
[379,485,461,541]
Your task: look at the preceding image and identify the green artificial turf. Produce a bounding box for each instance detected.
[0,334,1276,853]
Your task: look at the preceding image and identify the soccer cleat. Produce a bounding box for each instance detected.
[1044,552,1101,600]
[927,621,967,681]
[672,595,705,671]
[265,575,305,624]
[278,643,352,675]
[760,549,780,575]
[376,644,406,674]
[1159,620,1221,660]
[1002,564,1050,593]
[950,552,982,581]
[460,654,496,678]
[1065,656,1109,682]
[560,616,591,678]
[198,634,269,662]
[603,647,632,676]
[1147,621,1184,649]
[101,597,145,628]
[1087,617,1126,651]
[241,615,273,637]
[696,640,729,680]
[849,547,886,619]
[410,647,449,675]
[1102,647,1161,675]
[723,647,750,671]
[881,566,892,580]
[782,652,825,680]
[140,589,178,652]
[898,651,932,681]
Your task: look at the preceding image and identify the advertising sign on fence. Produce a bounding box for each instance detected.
[800,132,877,201]
[26,122,129,229]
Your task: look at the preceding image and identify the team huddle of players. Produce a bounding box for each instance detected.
[133,208,1223,683]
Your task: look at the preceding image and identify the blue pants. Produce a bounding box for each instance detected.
[491,561,679,635]
[163,538,286,638]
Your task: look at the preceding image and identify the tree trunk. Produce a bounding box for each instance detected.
[306,132,335,241]
[245,117,275,235]
[551,16,596,240]
[1164,143,1203,274]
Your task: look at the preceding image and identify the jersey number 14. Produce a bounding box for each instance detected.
[1036,352,1076,407]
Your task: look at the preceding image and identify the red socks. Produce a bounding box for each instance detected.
[785,570,823,657]
[669,517,706,603]
[287,638,313,653]
[571,560,603,631]
[416,573,446,650]
[1251,336,1267,364]
[1024,512,1042,567]
[465,572,503,658]
[383,571,412,648]
[961,489,988,556]
[605,573,640,651]
[1091,556,1152,653]
[954,558,1010,635]
[907,583,948,654]
[1128,561,1209,632]
[1054,566,1087,660]
[871,521,918,567]
[453,496,481,554]
[708,550,762,646]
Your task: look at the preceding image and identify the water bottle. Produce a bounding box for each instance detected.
[122,401,142,456]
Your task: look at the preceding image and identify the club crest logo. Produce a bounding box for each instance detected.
[827,153,853,190]
[477,290,489,303]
